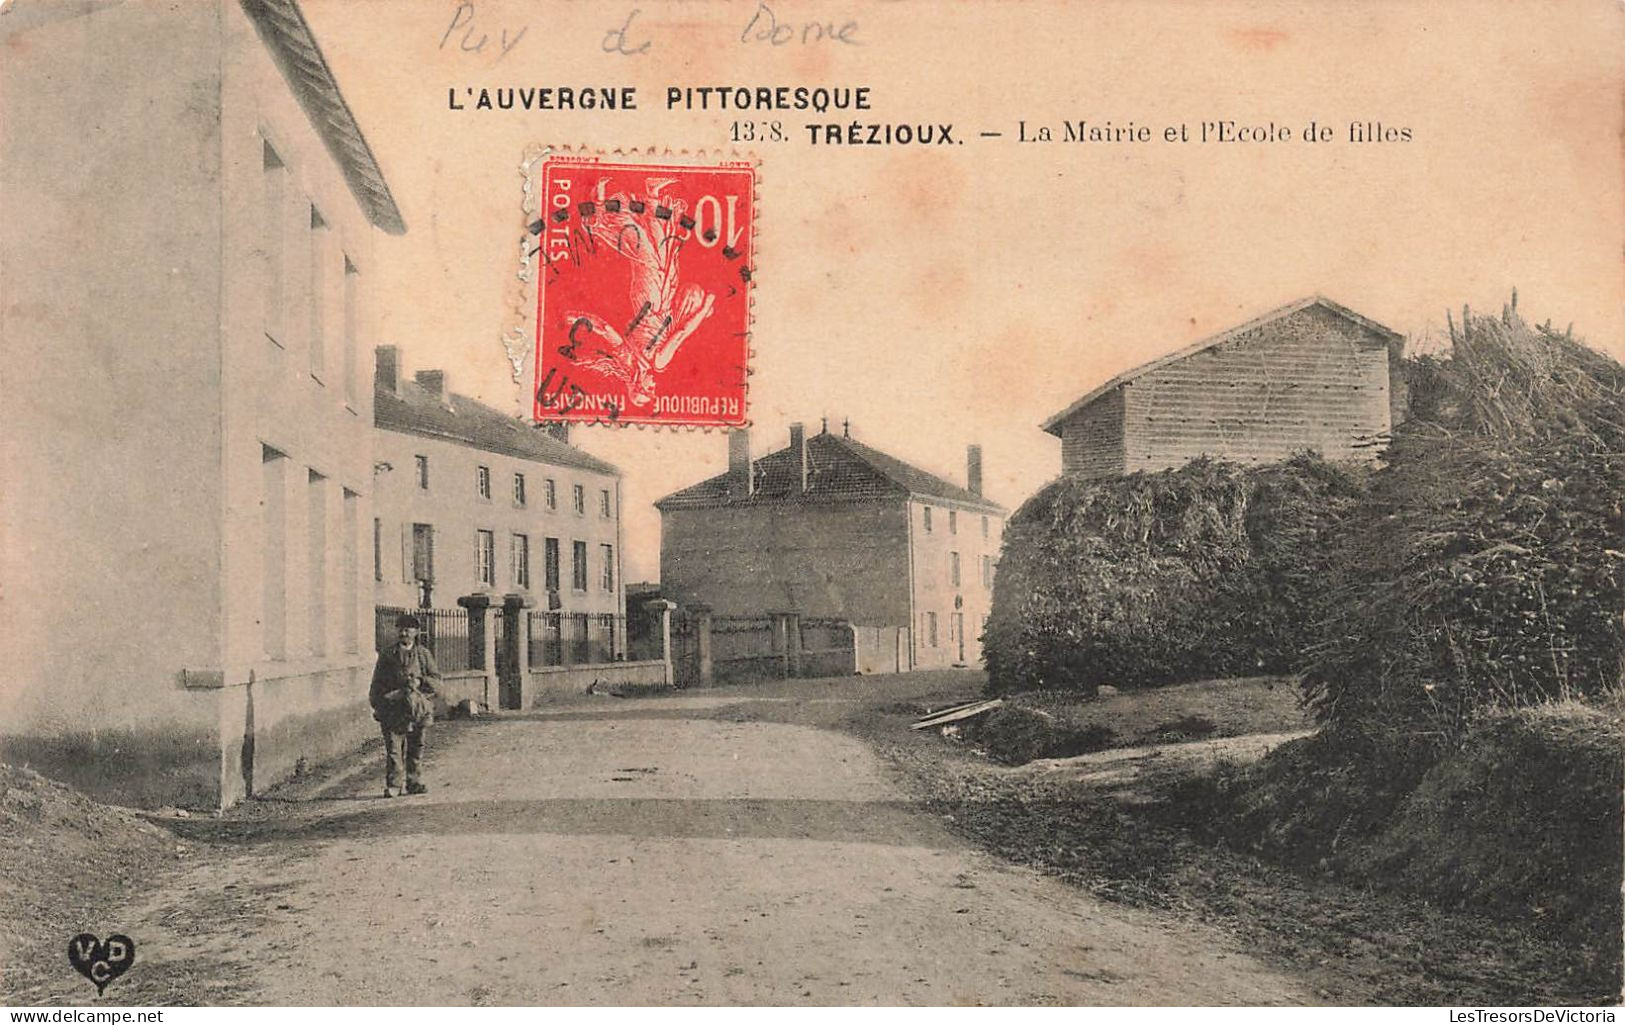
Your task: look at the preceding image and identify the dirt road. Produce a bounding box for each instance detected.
[11,677,1315,1006]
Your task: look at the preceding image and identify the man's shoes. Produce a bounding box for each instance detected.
[383,786,399,798]
[405,781,428,795]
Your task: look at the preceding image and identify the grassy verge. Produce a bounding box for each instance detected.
[963,676,1309,765]
[825,676,1618,1005]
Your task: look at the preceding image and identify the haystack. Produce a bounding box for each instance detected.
[1303,304,1624,742]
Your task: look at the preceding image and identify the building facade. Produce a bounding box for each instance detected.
[0,0,404,808]
[372,347,624,627]
[657,425,1005,671]
[1043,296,1401,479]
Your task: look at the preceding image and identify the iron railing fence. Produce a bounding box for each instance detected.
[374,605,472,673]
[526,611,626,668]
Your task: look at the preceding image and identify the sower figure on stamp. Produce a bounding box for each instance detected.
[370,613,440,797]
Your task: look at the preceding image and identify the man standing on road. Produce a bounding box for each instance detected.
[370,614,441,797]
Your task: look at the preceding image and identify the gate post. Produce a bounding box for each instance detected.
[501,593,533,710]
[769,612,792,679]
[692,604,714,688]
[456,593,496,710]
[785,612,803,678]
[653,599,677,687]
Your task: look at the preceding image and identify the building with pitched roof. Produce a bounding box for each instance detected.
[657,424,1005,672]
[372,346,624,625]
[1,0,404,808]
[1043,296,1403,479]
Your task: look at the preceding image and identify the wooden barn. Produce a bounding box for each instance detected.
[1043,296,1404,479]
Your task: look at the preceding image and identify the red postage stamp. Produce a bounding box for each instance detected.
[529,154,756,427]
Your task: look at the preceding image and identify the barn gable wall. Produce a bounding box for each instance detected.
[1059,388,1126,479]
[1119,304,1391,472]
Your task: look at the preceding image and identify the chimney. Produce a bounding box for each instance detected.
[375,345,401,395]
[789,422,809,492]
[728,429,754,497]
[539,422,570,444]
[967,444,983,497]
[414,369,450,408]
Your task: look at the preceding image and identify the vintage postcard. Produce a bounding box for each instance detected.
[1,0,1621,1011]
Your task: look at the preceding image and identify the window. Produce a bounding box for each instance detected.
[926,611,939,648]
[476,529,495,586]
[949,510,958,535]
[513,473,527,506]
[411,523,434,583]
[981,555,993,588]
[308,205,327,381]
[262,140,285,346]
[950,551,961,588]
[342,256,359,405]
[600,544,614,591]
[982,515,990,539]
[922,506,933,532]
[544,478,557,510]
[476,465,491,500]
[342,489,359,654]
[511,533,531,588]
[261,445,288,659]
[544,537,561,592]
[599,488,612,518]
[373,517,383,581]
[572,484,585,515]
[306,470,326,657]
[571,540,588,591]
[415,455,429,489]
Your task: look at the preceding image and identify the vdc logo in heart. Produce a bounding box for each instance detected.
[67,933,135,995]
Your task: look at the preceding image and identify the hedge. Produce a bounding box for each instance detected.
[983,454,1366,694]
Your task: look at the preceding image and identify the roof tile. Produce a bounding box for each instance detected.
[657,433,1002,512]
[375,382,619,476]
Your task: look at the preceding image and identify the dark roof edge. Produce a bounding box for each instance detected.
[654,492,902,512]
[241,0,406,234]
[903,490,1006,514]
[655,431,1007,513]
[375,411,621,477]
[827,435,1005,513]
[1039,295,1403,437]
[654,483,1004,514]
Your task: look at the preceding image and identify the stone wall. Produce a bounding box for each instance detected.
[661,501,912,626]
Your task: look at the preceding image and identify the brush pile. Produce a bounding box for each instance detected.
[1229,306,1623,969]
[980,299,1623,984]
[1303,308,1625,742]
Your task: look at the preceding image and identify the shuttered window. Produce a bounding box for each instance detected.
[476,530,495,586]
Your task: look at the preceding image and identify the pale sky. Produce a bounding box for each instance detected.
[303,0,1624,583]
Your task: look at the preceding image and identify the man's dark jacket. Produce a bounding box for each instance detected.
[370,643,441,733]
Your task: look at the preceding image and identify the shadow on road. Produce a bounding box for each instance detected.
[166,796,951,849]
[494,707,753,723]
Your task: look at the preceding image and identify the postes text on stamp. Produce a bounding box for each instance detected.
[532,155,755,427]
